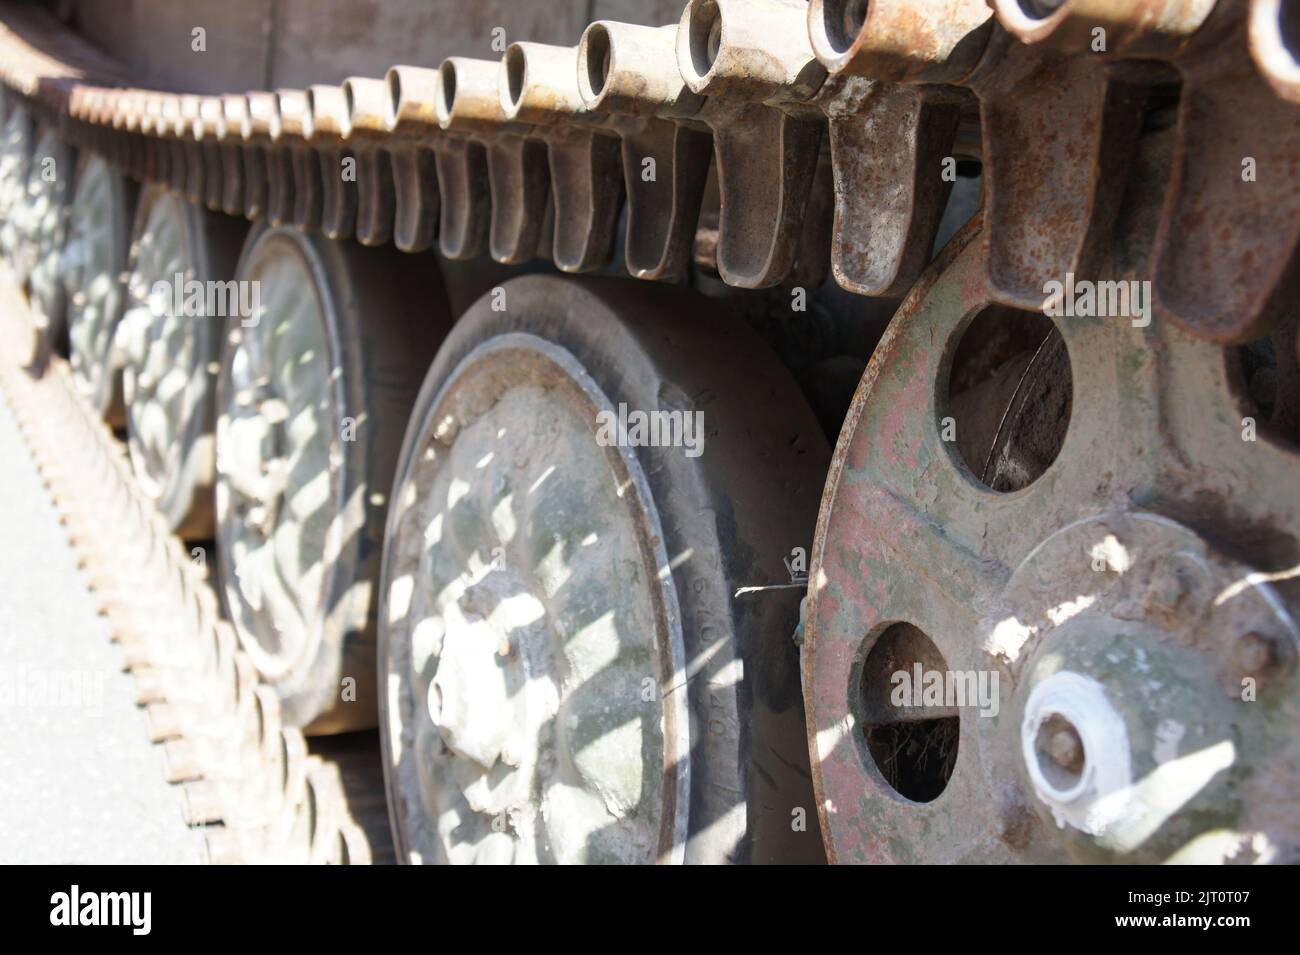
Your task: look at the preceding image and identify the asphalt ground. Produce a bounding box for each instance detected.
[0,380,203,864]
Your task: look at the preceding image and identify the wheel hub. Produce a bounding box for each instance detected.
[226,380,291,535]
[424,577,543,768]
[1021,671,1130,833]
[984,512,1298,862]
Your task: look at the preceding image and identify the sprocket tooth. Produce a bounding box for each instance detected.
[546,126,624,273]
[433,137,489,260]
[290,145,322,231]
[352,146,394,247]
[708,102,823,288]
[620,117,712,282]
[1154,13,1300,342]
[973,39,1149,310]
[825,79,963,297]
[264,145,295,227]
[486,134,551,265]
[390,145,438,253]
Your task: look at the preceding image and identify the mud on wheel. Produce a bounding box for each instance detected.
[379,274,829,864]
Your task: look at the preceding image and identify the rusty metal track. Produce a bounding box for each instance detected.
[0,268,386,864]
[0,0,1295,344]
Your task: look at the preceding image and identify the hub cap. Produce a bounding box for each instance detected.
[65,155,127,413]
[0,102,31,270]
[382,335,689,864]
[217,234,336,681]
[25,128,73,333]
[118,190,213,515]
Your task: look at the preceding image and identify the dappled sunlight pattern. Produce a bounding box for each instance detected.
[117,189,215,519]
[386,363,681,864]
[0,101,31,274]
[217,247,335,679]
[24,127,72,332]
[65,155,127,413]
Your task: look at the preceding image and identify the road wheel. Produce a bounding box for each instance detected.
[216,223,450,734]
[24,127,75,346]
[65,153,137,422]
[118,184,246,536]
[0,99,33,277]
[379,274,830,863]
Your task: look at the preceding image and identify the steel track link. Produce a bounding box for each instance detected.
[0,266,385,865]
[0,0,1295,348]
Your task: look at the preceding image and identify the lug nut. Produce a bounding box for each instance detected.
[1048,726,1084,772]
[1022,670,1132,836]
[1235,631,1277,674]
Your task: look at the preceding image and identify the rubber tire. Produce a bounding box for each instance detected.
[217,222,452,734]
[67,154,138,424]
[379,274,831,863]
[124,185,247,538]
[26,127,75,347]
[0,103,34,280]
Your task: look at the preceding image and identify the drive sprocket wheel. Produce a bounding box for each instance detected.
[379,275,829,864]
[805,218,1300,864]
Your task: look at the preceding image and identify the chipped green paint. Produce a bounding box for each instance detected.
[806,219,1300,864]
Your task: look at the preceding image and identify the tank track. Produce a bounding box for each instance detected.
[1,0,1298,864]
[0,0,1295,343]
[0,272,390,864]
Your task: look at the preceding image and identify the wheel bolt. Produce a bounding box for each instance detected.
[1048,726,1084,772]
[1235,631,1277,674]
[1022,671,1132,835]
